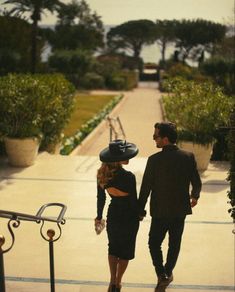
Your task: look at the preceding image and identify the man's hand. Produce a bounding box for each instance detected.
[191,198,198,207]
[139,210,147,221]
[139,216,144,221]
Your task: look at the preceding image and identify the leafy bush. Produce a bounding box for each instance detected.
[0,74,76,149]
[94,56,122,78]
[38,74,76,149]
[162,77,233,144]
[0,16,42,74]
[106,70,138,90]
[201,57,235,95]
[119,70,139,90]
[49,50,93,75]
[80,72,105,89]
[160,63,210,92]
[0,74,47,138]
[168,63,194,79]
[227,111,235,220]
[94,55,139,90]
[107,75,126,90]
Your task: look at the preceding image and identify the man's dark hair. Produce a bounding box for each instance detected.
[154,122,177,144]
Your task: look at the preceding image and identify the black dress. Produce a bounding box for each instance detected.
[97,167,139,260]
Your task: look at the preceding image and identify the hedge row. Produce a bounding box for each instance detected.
[60,94,123,155]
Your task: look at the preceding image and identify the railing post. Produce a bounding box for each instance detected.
[106,116,126,142]
[0,204,66,291]
[0,235,6,292]
[47,229,55,292]
[109,124,112,142]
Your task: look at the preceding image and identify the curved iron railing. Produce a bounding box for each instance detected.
[0,203,67,292]
[106,116,126,142]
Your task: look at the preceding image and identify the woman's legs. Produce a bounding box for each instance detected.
[116,258,129,288]
[108,255,129,289]
[108,255,118,285]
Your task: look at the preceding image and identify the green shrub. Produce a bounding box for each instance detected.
[0,74,47,138]
[119,70,138,90]
[160,63,210,92]
[0,73,76,149]
[38,74,76,149]
[80,72,105,89]
[94,55,139,90]
[162,77,233,144]
[49,50,93,75]
[201,57,235,94]
[227,111,235,220]
[94,56,122,78]
[107,75,126,90]
[168,63,193,79]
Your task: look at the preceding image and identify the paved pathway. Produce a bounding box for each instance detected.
[73,82,163,157]
[0,82,234,292]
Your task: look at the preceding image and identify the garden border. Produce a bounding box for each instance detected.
[69,93,127,156]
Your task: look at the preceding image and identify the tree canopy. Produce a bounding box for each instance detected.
[174,19,226,63]
[154,20,177,66]
[0,15,36,74]
[3,0,62,72]
[47,0,104,51]
[107,19,156,59]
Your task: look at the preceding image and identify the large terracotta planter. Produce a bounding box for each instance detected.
[4,137,40,167]
[178,141,213,171]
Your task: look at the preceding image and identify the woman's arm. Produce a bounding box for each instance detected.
[96,184,106,220]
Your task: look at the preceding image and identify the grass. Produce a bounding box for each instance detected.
[63,92,116,137]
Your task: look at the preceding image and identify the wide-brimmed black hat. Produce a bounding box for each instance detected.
[99,139,138,162]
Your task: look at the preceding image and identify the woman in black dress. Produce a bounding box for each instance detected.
[95,140,140,292]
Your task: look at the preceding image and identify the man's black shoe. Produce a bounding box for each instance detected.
[156,273,173,288]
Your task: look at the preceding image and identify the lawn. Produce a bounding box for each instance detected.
[63,93,116,137]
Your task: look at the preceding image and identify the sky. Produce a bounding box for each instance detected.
[40,0,234,26]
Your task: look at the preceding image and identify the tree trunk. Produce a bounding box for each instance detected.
[161,42,166,68]
[31,18,38,74]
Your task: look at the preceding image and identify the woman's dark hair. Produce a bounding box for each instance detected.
[154,122,177,143]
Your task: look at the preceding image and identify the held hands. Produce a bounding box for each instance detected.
[139,210,147,221]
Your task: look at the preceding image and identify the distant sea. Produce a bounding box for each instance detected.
[40,24,176,64]
[41,40,173,64]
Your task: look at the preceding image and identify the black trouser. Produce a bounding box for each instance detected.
[148,217,185,277]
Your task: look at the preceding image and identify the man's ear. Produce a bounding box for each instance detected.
[162,137,170,145]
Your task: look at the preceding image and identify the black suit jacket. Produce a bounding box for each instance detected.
[138,144,202,218]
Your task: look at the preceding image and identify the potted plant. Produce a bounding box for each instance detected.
[162,77,233,171]
[37,74,76,154]
[0,74,44,166]
[227,110,235,224]
[0,74,75,166]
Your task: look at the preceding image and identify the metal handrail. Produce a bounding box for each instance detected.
[0,203,67,292]
[0,203,66,224]
[106,116,126,142]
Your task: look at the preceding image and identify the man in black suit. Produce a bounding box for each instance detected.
[138,122,202,289]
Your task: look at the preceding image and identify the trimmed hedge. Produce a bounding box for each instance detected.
[201,58,235,95]
[162,77,233,145]
[227,111,235,220]
[0,73,76,151]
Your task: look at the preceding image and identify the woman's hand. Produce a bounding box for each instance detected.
[94,218,105,234]
[94,218,101,225]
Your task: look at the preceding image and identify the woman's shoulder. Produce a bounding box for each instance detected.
[120,168,135,179]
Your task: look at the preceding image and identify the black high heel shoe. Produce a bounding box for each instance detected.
[108,284,116,292]
[115,285,121,291]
